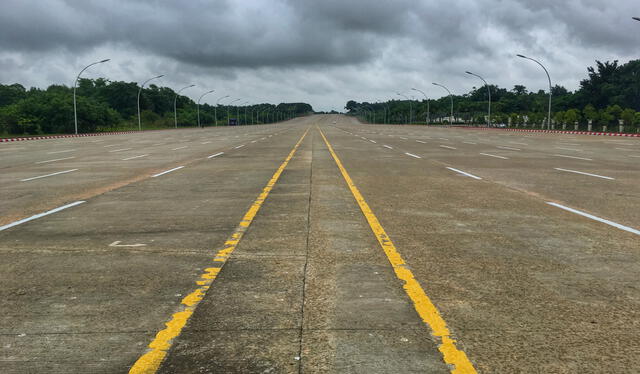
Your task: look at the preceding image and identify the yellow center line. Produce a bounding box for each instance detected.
[129,128,310,374]
[318,127,477,374]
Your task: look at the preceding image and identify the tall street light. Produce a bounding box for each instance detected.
[396,92,412,124]
[432,83,454,125]
[241,101,250,125]
[517,54,552,129]
[174,84,195,129]
[227,98,240,125]
[411,88,430,125]
[633,17,640,21]
[197,90,215,128]
[465,71,491,127]
[137,74,164,131]
[215,95,230,126]
[73,59,110,134]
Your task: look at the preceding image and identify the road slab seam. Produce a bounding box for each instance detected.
[318,128,477,374]
[128,128,310,374]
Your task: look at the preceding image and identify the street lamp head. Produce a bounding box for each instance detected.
[432,83,438,86]
[633,17,640,21]
[188,84,196,88]
[99,59,110,63]
[156,74,165,79]
[516,54,527,59]
[465,71,473,75]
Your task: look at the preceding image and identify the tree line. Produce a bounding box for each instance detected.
[346,59,640,132]
[0,78,313,135]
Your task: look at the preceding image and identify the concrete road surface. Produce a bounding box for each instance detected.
[1,115,638,373]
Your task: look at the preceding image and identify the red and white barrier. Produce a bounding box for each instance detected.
[450,126,640,137]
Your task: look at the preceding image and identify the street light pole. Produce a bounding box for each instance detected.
[227,98,240,125]
[215,95,230,126]
[174,84,195,128]
[73,59,110,134]
[432,83,454,125]
[197,90,215,128]
[633,17,640,21]
[137,74,164,131]
[517,54,552,129]
[465,71,491,127]
[396,92,412,124]
[411,88,430,124]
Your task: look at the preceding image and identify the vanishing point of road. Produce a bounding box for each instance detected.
[1,115,639,373]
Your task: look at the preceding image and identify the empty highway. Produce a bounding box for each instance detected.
[1,115,639,373]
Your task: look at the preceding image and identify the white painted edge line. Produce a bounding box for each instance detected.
[207,152,224,159]
[109,148,133,153]
[546,202,639,236]
[0,201,86,232]
[446,167,482,180]
[172,146,188,151]
[439,145,457,150]
[369,140,377,143]
[416,140,427,144]
[405,152,422,159]
[152,166,184,178]
[21,169,78,182]
[234,144,245,149]
[47,149,76,154]
[35,156,75,164]
[383,145,393,149]
[122,154,149,161]
[552,154,593,161]
[497,146,521,151]
[554,167,614,180]
[480,153,508,159]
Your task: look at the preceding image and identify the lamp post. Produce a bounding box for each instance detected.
[396,92,412,124]
[174,84,195,128]
[73,59,110,134]
[227,98,240,125]
[137,74,164,131]
[633,17,640,21]
[197,90,215,128]
[241,102,250,125]
[432,83,454,125]
[465,71,491,127]
[215,95,230,126]
[517,54,552,129]
[411,88,430,124]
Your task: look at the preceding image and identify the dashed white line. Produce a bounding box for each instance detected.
[416,140,427,144]
[552,154,593,161]
[446,167,482,180]
[47,149,76,154]
[369,140,377,143]
[201,141,212,145]
[555,147,582,152]
[554,168,614,180]
[400,137,408,140]
[438,138,449,141]
[234,144,245,149]
[152,166,184,178]
[103,144,119,148]
[405,152,422,159]
[21,169,78,182]
[35,156,75,164]
[207,152,224,159]
[510,142,528,146]
[109,148,133,153]
[480,153,508,159]
[546,202,639,236]
[251,140,257,143]
[0,201,86,232]
[439,145,457,150]
[172,146,188,151]
[463,141,477,145]
[497,146,521,151]
[383,145,393,149]
[122,154,149,161]
[152,143,165,146]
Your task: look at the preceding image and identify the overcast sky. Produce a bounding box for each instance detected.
[1,0,639,111]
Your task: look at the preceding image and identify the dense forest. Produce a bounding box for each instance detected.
[0,78,313,135]
[346,59,640,132]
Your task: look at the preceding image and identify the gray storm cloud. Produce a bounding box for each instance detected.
[0,0,638,111]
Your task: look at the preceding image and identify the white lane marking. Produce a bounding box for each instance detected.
[497,146,521,151]
[152,143,165,146]
[400,137,408,140]
[21,169,78,182]
[207,152,224,159]
[438,137,449,141]
[463,141,477,145]
[369,140,377,143]
[510,142,528,145]
[555,147,582,152]
[152,166,184,177]
[109,241,147,247]
[416,140,427,144]
[383,145,393,149]
[35,156,75,164]
[546,202,639,236]
[91,140,105,143]
[0,201,86,232]
[615,147,637,151]
[109,148,133,153]
[554,168,614,180]
[201,141,212,145]
[446,167,482,180]
[631,155,640,158]
[405,152,422,159]
[122,154,149,161]
[439,145,457,150]
[552,154,593,161]
[172,146,188,151]
[480,153,508,159]
[251,140,257,143]
[103,144,119,148]
[234,144,245,149]
[47,149,75,154]
[261,137,266,140]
